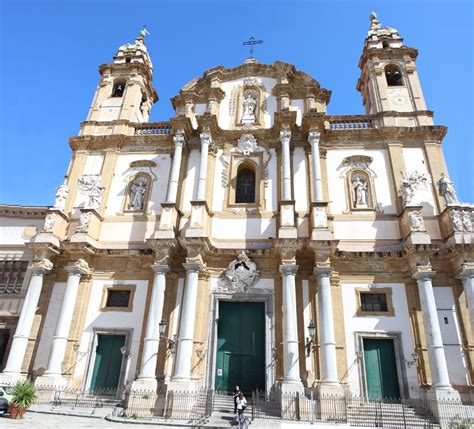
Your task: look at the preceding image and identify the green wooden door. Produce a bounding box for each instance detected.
[363,338,400,400]
[215,302,265,394]
[90,334,126,392]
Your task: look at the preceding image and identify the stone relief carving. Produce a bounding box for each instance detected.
[43,213,56,232]
[128,176,148,211]
[77,211,92,233]
[31,259,53,273]
[263,150,272,188]
[218,251,260,292]
[78,175,105,210]
[220,153,230,188]
[399,171,430,207]
[462,210,473,232]
[450,210,463,232]
[53,179,69,211]
[236,134,258,156]
[408,210,424,231]
[437,173,458,205]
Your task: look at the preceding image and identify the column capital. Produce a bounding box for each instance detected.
[151,264,170,274]
[314,265,333,277]
[308,131,321,145]
[183,261,204,273]
[279,264,298,275]
[173,130,186,148]
[455,263,474,279]
[280,129,291,144]
[199,129,212,146]
[31,258,53,275]
[412,268,436,281]
[65,259,91,276]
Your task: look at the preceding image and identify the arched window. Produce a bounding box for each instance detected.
[235,167,256,204]
[385,65,403,87]
[111,79,126,97]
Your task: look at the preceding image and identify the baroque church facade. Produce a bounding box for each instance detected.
[0,14,473,405]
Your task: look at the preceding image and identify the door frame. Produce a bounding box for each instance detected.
[206,291,275,394]
[355,332,409,400]
[83,328,133,395]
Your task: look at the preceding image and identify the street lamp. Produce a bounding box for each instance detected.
[305,321,316,357]
[158,319,176,354]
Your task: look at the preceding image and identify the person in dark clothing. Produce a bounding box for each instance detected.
[232,385,241,414]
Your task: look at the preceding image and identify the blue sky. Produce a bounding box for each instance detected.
[0,0,473,205]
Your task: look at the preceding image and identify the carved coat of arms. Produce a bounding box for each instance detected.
[218,251,260,292]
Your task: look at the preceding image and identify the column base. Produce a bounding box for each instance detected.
[317,382,344,397]
[167,379,199,392]
[0,372,26,385]
[130,378,158,393]
[280,380,305,394]
[34,374,70,387]
[425,386,461,402]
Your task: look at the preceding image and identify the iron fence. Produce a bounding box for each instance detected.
[34,385,121,409]
[251,391,474,428]
[125,388,214,420]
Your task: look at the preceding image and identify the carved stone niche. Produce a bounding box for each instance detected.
[439,205,473,243]
[401,205,430,245]
[218,251,260,293]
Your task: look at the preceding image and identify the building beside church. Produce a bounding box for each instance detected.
[0,13,473,409]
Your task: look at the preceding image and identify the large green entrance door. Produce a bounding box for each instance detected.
[215,302,265,394]
[363,338,400,400]
[90,334,126,392]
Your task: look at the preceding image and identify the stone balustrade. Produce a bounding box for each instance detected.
[134,122,173,135]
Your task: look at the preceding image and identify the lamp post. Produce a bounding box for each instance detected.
[159,320,176,354]
[305,321,316,357]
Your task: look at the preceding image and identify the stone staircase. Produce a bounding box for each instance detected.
[208,394,241,427]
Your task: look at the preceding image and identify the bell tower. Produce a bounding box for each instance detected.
[357,12,433,126]
[85,30,158,127]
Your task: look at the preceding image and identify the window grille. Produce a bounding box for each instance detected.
[360,293,388,312]
[105,290,131,308]
[0,261,28,294]
[236,168,256,203]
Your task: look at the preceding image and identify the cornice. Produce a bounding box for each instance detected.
[358,46,419,70]
[0,204,49,218]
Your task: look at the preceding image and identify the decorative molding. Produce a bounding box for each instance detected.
[78,175,105,210]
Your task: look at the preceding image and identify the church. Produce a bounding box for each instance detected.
[0,12,473,415]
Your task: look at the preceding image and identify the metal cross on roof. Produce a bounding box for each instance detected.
[243,37,263,59]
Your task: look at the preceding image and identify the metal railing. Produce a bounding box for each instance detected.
[34,386,120,409]
[134,122,172,135]
[125,388,214,420]
[251,392,474,428]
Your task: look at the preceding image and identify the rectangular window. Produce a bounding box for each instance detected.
[105,290,131,308]
[0,261,28,294]
[360,293,388,312]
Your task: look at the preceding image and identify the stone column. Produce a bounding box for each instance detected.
[280,264,304,393]
[170,261,202,389]
[36,259,90,386]
[414,270,460,401]
[132,264,170,391]
[0,259,53,384]
[166,132,185,203]
[308,131,323,202]
[196,131,211,201]
[314,266,342,395]
[280,129,292,201]
[457,266,474,334]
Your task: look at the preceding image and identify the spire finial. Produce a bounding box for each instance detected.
[137,25,150,40]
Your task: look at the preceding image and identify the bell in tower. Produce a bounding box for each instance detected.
[356,12,433,127]
[84,28,158,133]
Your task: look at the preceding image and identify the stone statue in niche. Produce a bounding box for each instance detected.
[53,178,69,212]
[128,176,148,210]
[437,173,458,205]
[241,90,258,123]
[352,175,369,208]
[218,251,260,293]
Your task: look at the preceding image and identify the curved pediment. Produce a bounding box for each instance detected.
[172,60,331,130]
